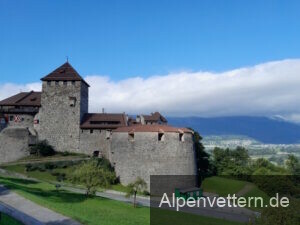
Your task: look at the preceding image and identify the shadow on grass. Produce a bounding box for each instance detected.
[46,219,82,225]
[0,176,38,185]
[0,176,86,203]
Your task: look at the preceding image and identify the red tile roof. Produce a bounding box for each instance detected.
[143,112,167,123]
[80,113,127,129]
[41,62,90,87]
[114,124,193,134]
[0,91,41,107]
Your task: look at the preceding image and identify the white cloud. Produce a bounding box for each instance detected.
[1,59,300,123]
[0,82,41,100]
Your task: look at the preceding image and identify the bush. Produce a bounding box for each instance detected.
[25,163,34,172]
[44,162,56,170]
[29,140,56,157]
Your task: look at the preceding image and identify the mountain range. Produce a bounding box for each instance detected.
[167,116,300,144]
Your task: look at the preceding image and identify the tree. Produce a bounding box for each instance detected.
[256,198,300,225]
[212,146,251,177]
[69,159,116,196]
[286,154,300,175]
[192,130,212,180]
[126,177,147,207]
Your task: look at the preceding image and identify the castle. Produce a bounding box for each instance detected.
[0,62,197,186]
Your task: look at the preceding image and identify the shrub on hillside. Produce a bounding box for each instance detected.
[69,159,116,196]
[29,140,56,157]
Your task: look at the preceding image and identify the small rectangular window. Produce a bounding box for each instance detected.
[90,129,93,134]
[9,116,14,121]
[158,133,164,141]
[179,133,184,142]
[106,130,111,139]
[69,97,76,107]
[128,133,134,141]
[47,81,51,86]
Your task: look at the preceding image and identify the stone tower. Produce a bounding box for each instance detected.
[38,62,89,152]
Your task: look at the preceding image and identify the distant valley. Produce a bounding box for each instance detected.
[168,116,300,164]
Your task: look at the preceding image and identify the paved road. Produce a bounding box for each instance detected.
[63,186,150,207]
[0,185,82,225]
[64,186,256,223]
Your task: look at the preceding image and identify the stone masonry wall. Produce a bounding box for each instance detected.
[6,114,34,129]
[110,132,196,188]
[79,129,111,158]
[38,81,88,153]
[0,127,30,163]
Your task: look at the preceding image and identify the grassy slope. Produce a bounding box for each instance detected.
[0,176,244,225]
[201,176,270,212]
[0,213,24,225]
[2,164,131,193]
[242,186,270,211]
[201,176,247,196]
[0,176,149,225]
[151,208,243,225]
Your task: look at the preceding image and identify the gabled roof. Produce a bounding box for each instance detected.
[114,124,193,134]
[0,91,41,107]
[41,62,90,87]
[80,113,127,129]
[143,112,168,123]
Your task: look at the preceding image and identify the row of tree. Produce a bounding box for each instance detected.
[193,131,300,225]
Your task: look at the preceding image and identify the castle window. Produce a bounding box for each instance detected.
[47,81,51,86]
[55,81,59,86]
[179,133,184,142]
[90,129,93,134]
[128,133,134,141]
[72,81,75,85]
[106,130,111,139]
[69,97,76,107]
[93,151,100,157]
[63,81,67,86]
[158,133,165,141]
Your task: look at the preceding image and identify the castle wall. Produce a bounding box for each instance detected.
[80,83,89,122]
[110,132,196,188]
[0,128,30,163]
[38,81,88,153]
[79,129,111,158]
[5,114,34,129]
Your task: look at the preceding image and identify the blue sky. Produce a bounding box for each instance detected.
[1,1,300,121]
[1,0,300,83]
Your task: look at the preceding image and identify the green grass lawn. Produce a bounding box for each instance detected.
[0,176,244,225]
[0,213,24,225]
[151,208,243,225]
[201,176,247,196]
[242,185,270,211]
[2,164,59,182]
[2,164,135,194]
